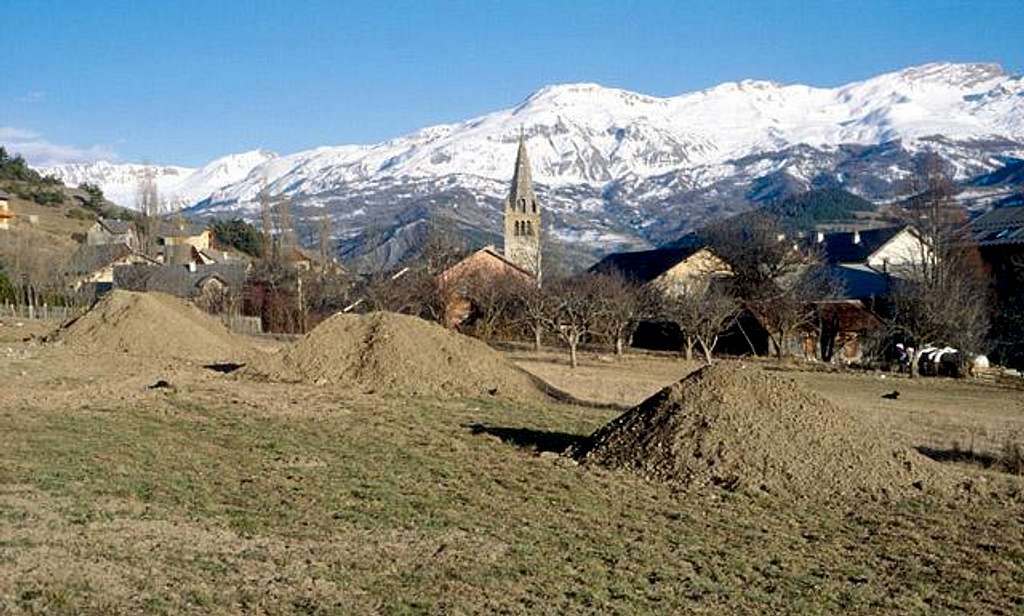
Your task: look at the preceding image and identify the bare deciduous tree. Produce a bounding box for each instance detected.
[660,281,740,364]
[457,269,531,340]
[888,157,992,375]
[136,167,162,257]
[706,216,839,358]
[591,272,656,356]
[545,274,606,368]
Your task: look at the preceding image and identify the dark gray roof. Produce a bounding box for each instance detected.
[157,219,208,238]
[63,243,133,277]
[114,263,247,297]
[589,246,705,284]
[98,218,133,234]
[829,264,892,300]
[0,189,12,200]
[98,217,132,232]
[816,226,906,264]
[968,205,1024,246]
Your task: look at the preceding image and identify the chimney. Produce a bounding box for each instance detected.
[816,231,825,244]
[187,262,197,273]
[853,230,861,245]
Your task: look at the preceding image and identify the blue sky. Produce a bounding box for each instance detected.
[2,0,1022,167]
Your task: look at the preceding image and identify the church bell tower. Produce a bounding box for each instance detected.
[503,133,542,282]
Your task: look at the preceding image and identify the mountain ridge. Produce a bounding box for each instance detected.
[33,61,1024,269]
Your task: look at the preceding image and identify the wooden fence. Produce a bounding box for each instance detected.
[223,314,264,336]
[2,303,76,322]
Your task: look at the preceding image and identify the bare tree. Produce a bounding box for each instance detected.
[660,281,740,364]
[0,227,71,312]
[707,216,839,358]
[318,213,334,263]
[258,186,274,261]
[136,167,162,257]
[888,158,991,375]
[458,269,531,340]
[590,272,656,356]
[519,282,553,351]
[545,274,606,368]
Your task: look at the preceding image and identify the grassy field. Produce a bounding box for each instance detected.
[1,341,1023,614]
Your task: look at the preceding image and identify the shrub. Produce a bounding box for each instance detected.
[1000,432,1024,476]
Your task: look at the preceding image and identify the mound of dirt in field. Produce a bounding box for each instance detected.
[58,290,250,362]
[278,311,547,401]
[571,363,953,499]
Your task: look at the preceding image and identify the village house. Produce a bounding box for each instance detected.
[86,218,139,249]
[588,245,732,351]
[157,220,213,253]
[968,203,1024,294]
[62,243,159,296]
[438,246,535,327]
[589,245,731,295]
[0,189,14,231]
[812,224,929,301]
[114,261,249,312]
[717,226,920,362]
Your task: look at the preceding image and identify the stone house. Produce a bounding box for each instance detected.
[0,189,14,230]
[62,243,159,296]
[813,225,930,295]
[114,262,250,314]
[86,218,138,249]
[157,220,212,253]
[589,246,732,295]
[438,246,535,328]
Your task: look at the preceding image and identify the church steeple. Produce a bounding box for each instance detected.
[509,132,538,213]
[503,131,542,281]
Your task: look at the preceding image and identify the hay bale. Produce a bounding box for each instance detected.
[572,363,953,499]
[58,290,250,362]
[278,311,546,401]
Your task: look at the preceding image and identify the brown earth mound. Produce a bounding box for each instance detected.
[571,363,954,499]
[58,290,250,362]
[277,311,547,401]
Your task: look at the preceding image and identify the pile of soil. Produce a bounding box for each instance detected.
[571,363,953,499]
[277,311,547,401]
[58,290,250,362]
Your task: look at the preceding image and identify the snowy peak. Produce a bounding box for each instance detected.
[890,62,1006,88]
[34,61,1024,212]
[40,149,276,209]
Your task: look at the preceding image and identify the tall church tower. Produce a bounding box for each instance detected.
[503,133,542,282]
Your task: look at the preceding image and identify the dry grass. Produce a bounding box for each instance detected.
[0,344,1023,613]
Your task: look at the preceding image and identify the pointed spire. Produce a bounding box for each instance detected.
[508,130,537,210]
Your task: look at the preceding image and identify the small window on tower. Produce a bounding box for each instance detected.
[526,221,533,236]
[519,198,526,212]
[532,200,537,213]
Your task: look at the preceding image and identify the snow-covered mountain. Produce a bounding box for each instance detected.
[42,149,276,210]
[37,62,1024,268]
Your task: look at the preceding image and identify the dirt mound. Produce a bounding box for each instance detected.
[58,290,250,362]
[571,363,954,499]
[277,311,547,401]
